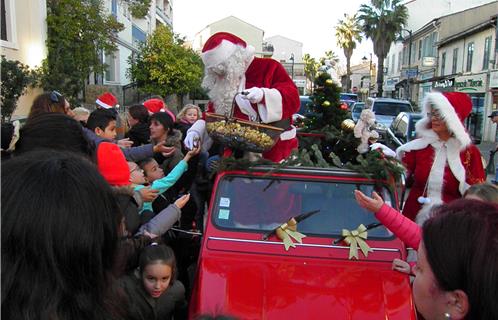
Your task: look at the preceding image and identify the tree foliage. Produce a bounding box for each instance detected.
[335,13,362,92]
[358,0,408,96]
[303,54,320,94]
[122,0,152,18]
[39,0,124,104]
[0,56,36,122]
[128,24,204,97]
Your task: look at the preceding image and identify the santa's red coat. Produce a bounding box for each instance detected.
[401,143,485,221]
[207,57,300,162]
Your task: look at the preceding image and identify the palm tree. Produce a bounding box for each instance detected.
[303,53,321,94]
[358,0,408,97]
[335,13,362,92]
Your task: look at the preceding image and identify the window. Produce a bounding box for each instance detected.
[111,0,117,16]
[104,52,118,82]
[132,25,146,47]
[212,175,393,239]
[391,54,395,75]
[440,52,446,76]
[398,52,402,72]
[418,39,422,60]
[385,56,389,72]
[431,32,438,57]
[483,36,492,70]
[452,48,458,74]
[466,42,474,72]
[0,0,16,46]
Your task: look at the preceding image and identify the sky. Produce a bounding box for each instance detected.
[173,0,376,67]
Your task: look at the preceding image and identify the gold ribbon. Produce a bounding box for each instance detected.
[275,218,306,251]
[341,224,373,260]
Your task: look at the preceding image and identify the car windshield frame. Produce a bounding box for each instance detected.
[373,102,412,116]
[211,174,395,240]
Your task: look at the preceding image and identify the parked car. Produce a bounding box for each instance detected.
[340,93,358,110]
[385,112,423,150]
[298,95,312,115]
[351,102,366,122]
[189,165,415,320]
[366,98,413,142]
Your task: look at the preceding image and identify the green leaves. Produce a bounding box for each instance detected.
[40,0,124,105]
[0,56,37,122]
[128,25,204,97]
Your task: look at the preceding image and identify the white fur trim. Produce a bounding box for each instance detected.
[445,138,470,194]
[96,99,113,109]
[418,92,471,149]
[202,41,254,69]
[257,88,283,123]
[279,126,296,141]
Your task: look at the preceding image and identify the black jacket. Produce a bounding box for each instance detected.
[126,122,150,147]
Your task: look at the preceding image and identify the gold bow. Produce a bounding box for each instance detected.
[276,218,306,251]
[341,224,373,260]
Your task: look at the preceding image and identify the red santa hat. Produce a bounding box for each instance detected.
[96,142,130,186]
[201,32,255,68]
[143,98,176,122]
[415,91,472,148]
[96,92,118,109]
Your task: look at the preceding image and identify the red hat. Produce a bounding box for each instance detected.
[201,32,255,68]
[96,142,130,186]
[96,92,118,109]
[143,98,176,122]
[419,91,472,147]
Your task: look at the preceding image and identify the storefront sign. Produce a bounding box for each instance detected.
[422,57,437,67]
[454,74,487,93]
[433,78,455,90]
[490,70,498,88]
[384,77,399,91]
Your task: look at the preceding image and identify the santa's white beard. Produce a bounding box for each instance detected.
[202,51,247,115]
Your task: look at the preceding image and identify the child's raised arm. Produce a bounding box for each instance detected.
[183,145,201,162]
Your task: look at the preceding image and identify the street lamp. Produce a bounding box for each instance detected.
[289,53,295,80]
[397,28,413,101]
[362,53,373,97]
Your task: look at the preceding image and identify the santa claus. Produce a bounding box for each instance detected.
[396,91,485,224]
[184,32,300,162]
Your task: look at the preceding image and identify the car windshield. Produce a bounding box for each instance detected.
[340,93,358,102]
[373,102,411,116]
[212,175,393,239]
[408,114,422,139]
[353,103,365,113]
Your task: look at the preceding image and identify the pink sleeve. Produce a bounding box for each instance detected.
[375,204,421,249]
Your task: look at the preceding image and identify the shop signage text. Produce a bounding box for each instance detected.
[454,74,486,93]
[433,78,455,89]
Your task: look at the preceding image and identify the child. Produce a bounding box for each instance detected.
[126,104,150,146]
[73,106,90,124]
[176,104,202,136]
[86,108,118,141]
[121,244,187,320]
[132,146,200,214]
[354,182,498,274]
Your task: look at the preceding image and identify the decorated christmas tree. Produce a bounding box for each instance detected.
[296,72,358,164]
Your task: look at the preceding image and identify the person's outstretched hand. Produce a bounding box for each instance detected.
[183,146,201,162]
[354,190,384,213]
[117,138,133,149]
[392,258,411,274]
[174,193,190,209]
[153,141,175,157]
[139,187,159,202]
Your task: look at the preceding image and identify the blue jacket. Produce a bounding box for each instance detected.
[134,160,188,213]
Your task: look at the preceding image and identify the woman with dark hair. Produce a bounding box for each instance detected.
[1,150,129,320]
[149,112,184,172]
[126,104,150,147]
[414,199,498,320]
[15,112,93,157]
[28,90,75,119]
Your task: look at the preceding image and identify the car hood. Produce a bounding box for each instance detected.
[192,254,415,320]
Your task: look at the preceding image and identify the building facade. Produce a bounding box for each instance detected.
[1,0,47,118]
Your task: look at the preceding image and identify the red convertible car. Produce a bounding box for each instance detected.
[189,165,416,319]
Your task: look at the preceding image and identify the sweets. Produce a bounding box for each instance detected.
[206,120,275,152]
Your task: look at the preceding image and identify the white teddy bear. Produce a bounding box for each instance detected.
[354,109,379,154]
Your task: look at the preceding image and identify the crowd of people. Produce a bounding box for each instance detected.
[1,32,497,320]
